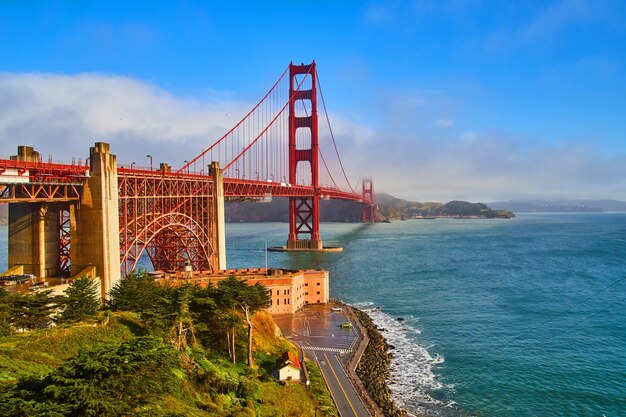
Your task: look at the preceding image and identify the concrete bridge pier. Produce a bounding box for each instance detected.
[7,146,64,278]
[210,161,227,270]
[8,203,62,278]
[70,142,121,299]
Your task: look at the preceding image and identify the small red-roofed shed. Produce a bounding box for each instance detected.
[275,351,301,381]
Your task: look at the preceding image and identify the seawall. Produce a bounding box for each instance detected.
[350,306,408,417]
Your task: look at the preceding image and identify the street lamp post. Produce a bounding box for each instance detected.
[184,160,189,174]
[146,154,153,171]
[130,162,136,169]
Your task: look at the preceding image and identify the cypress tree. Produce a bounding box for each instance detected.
[10,290,57,330]
[58,276,101,323]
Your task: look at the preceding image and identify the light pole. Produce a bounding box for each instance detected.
[130,162,136,169]
[184,160,189,174]
[146,154,153,171]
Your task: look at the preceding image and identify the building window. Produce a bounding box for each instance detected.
[316,291,320,295]
[305,283,308,286]
[316,283,320,286]
[305,292,308,295]
[277,299,280,305]
[276,290,279,295]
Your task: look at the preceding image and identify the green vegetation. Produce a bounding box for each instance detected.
[0,271,336,417]
[306,362,339,417]
[375,193,515,220]
[0,288,11,336]
[9,290,58,330]
[57,276,101,323]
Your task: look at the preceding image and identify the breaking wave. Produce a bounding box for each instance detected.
[361,306,461,416]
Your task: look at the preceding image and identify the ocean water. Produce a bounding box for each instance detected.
[1,214,625,416]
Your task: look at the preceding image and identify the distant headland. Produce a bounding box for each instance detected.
[224,193,515,222]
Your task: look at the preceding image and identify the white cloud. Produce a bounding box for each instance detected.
[0,72,250,165]
[2,71,625,202]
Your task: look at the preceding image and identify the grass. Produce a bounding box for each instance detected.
[306,362,339,417]
[0,311,139,383]
[256,380,319,417]
[0,310,340,417]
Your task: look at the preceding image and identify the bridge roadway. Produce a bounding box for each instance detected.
[0,157,367,203]
[274,305,371,417]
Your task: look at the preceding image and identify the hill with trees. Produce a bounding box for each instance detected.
[225,194,514,222]
[0,273,337,417]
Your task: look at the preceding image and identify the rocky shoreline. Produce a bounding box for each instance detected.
[352,307,407,417]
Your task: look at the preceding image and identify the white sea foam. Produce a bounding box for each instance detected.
[362,307,457,416]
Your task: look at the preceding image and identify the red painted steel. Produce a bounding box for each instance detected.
[0,159,88,202]
[0,62,376,274]
[288,62,321,247]
[362,179,375,223]
[59,209,71,276]
[117,168,217,275]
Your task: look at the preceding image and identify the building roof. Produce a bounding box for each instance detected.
[275,351,301,371]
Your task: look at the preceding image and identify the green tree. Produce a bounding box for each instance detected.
[0,336,180,417]
[188,284,217,339]
[108,270,160,312]
[0,288,11,336]
[58,276,101,323]
[217,277,271,367]
[189,283,246,361]
[10,290,57,331]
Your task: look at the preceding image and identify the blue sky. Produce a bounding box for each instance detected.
[1,1,625,201]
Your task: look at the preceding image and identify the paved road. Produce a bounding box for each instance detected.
[275,305,371,417]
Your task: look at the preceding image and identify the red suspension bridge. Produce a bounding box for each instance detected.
[0,62,375,293]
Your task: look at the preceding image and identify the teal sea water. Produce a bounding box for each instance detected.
[1,213,624,416]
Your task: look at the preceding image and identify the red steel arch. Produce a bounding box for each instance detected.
[118,168,220,274]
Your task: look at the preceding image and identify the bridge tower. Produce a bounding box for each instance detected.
[362,178,375,223]
[287,62,322,250]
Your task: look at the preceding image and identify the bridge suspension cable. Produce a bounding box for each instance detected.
[223,66,313,173]
[317,72,357,195]
[176,65,290,176]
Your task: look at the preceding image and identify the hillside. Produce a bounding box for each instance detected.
[0,311,335,417]
[226,198,364,222]
[226,194,514,222]
[374,193,514,219]
[0,276,337,417]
